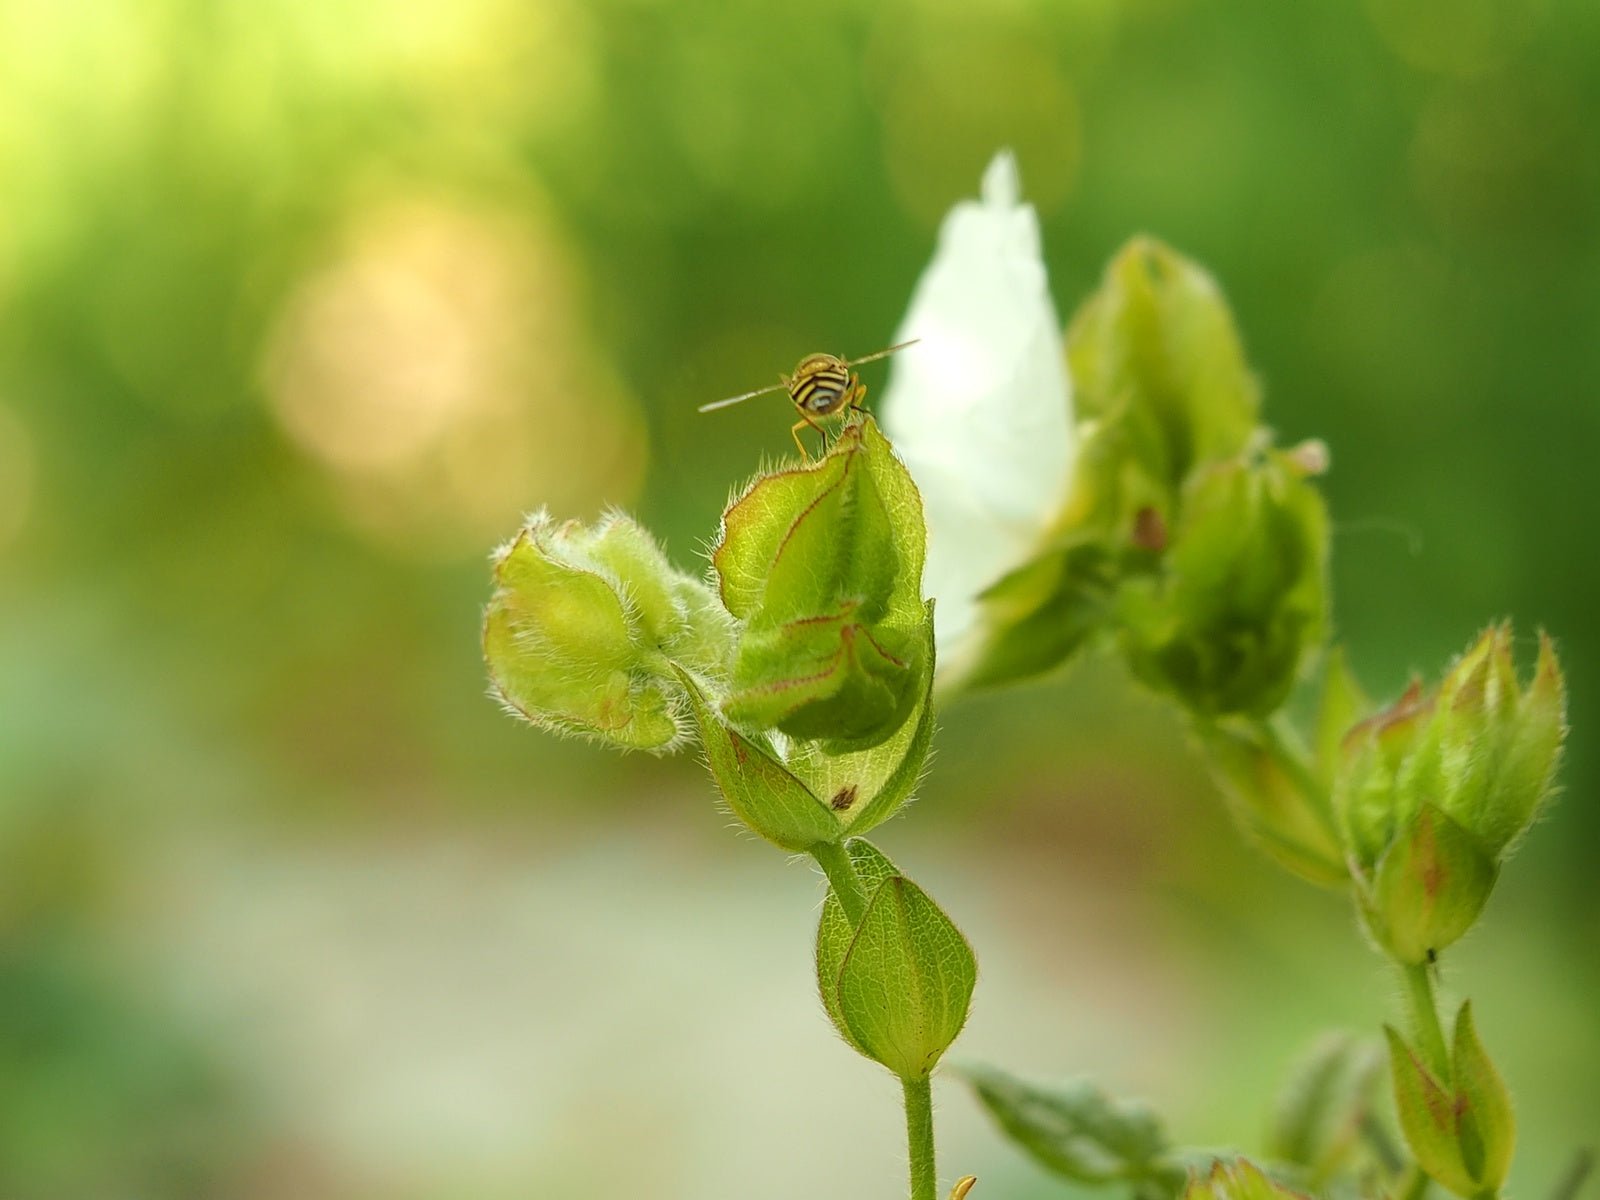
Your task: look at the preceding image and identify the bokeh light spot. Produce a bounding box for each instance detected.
[1364,0,1546,78]
[870,18,1080,227]
[264,190,646,558]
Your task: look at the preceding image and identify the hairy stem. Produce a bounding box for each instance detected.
[903,1075,937,1200]
[812,839,869,925]
[1401,961,1451,1080]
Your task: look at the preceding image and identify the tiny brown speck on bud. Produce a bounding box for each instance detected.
[1132,506,1168,552]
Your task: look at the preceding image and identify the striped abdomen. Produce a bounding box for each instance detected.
[788,354,853,415]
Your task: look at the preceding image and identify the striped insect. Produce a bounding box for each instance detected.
[697,340,919,460]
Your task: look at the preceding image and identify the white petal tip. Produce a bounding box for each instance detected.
[981,150,1021,211]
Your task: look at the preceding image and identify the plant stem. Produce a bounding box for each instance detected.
[1401,960,1451,1080]
[1398,1164,1432,1200]
[812,840,868,925]
[903,1075,937,1200]
[1551,1148,1596,1200]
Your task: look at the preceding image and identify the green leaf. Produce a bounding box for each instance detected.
[958,1063,1173,1184]
[676,669,841,852]
[1452,1002,1515,1191]
[1367,804,1498,965]
[815,840,902,1055]
[1385,1025,1475,1196]
[835,874,976,1080]
[1266,1031,1386,1180]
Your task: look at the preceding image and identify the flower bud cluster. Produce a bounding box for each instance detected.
[1337,625,1565,963]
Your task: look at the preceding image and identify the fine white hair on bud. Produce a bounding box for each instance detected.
[880,150,1075,685]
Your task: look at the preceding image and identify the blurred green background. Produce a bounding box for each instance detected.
[1,0,1596,1196]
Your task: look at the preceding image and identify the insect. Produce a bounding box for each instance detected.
[697,340,919,460]
[950,1177,978,1200]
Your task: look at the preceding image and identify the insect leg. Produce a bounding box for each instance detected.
[846,378,868,412]
[790,414,825,461]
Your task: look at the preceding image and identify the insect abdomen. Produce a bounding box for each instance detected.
[790,356,851,414]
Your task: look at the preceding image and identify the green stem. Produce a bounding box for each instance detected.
[1551,1148,1595,1200]
[1401,960,1451,1080]
[812,839,868,925]
[903,1075,937,1200]
[1398,1163,1432,1200]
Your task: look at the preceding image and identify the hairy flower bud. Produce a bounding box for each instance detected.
[1119,448,1328,718]
[1338,626,1566,961]
[714,416,931,752]
[483,510,732,751]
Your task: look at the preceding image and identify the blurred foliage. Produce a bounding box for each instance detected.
[0,0,1597,1196]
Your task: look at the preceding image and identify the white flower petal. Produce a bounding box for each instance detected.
[880,151,1075,679]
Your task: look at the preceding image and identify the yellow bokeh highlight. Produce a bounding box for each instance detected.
[263,188,645,558]
[870,14,1081,227]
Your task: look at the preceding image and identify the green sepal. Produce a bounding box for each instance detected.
[1197,720,1347,888]
[1067,237,1259,498]
[1385,1025,1476,1196]
[815,840,902,1057]
[1452,1002,1515,1191]
[1361,804,1498,965]
[783,607,937,838]
[1312,649,1370,791]
[832,871,976,1080]
[1118,449,1328,719]
[1265,1032,1386,1180]
[1182,1159,1311,1200]
[484,511,733,751]
[959,538,1117,690]
[958,1063,1178,1187]
[721,606,925,750]
[715,417,930,751]
[1478,630,1566,856]
[676,669,841,852]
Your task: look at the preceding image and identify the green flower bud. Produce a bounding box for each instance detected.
[483,510,733,752]
[1361,804,1498,965]
[1067,237,1260,497]
[1386,1003,1515,1197]
[814,839,976,1081]
[1119,448,1328,718]
[1337,627,1566,957]
[714,416,931,752]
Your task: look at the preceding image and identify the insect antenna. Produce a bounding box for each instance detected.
[697,380,791,412]
[841,337,920,369]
